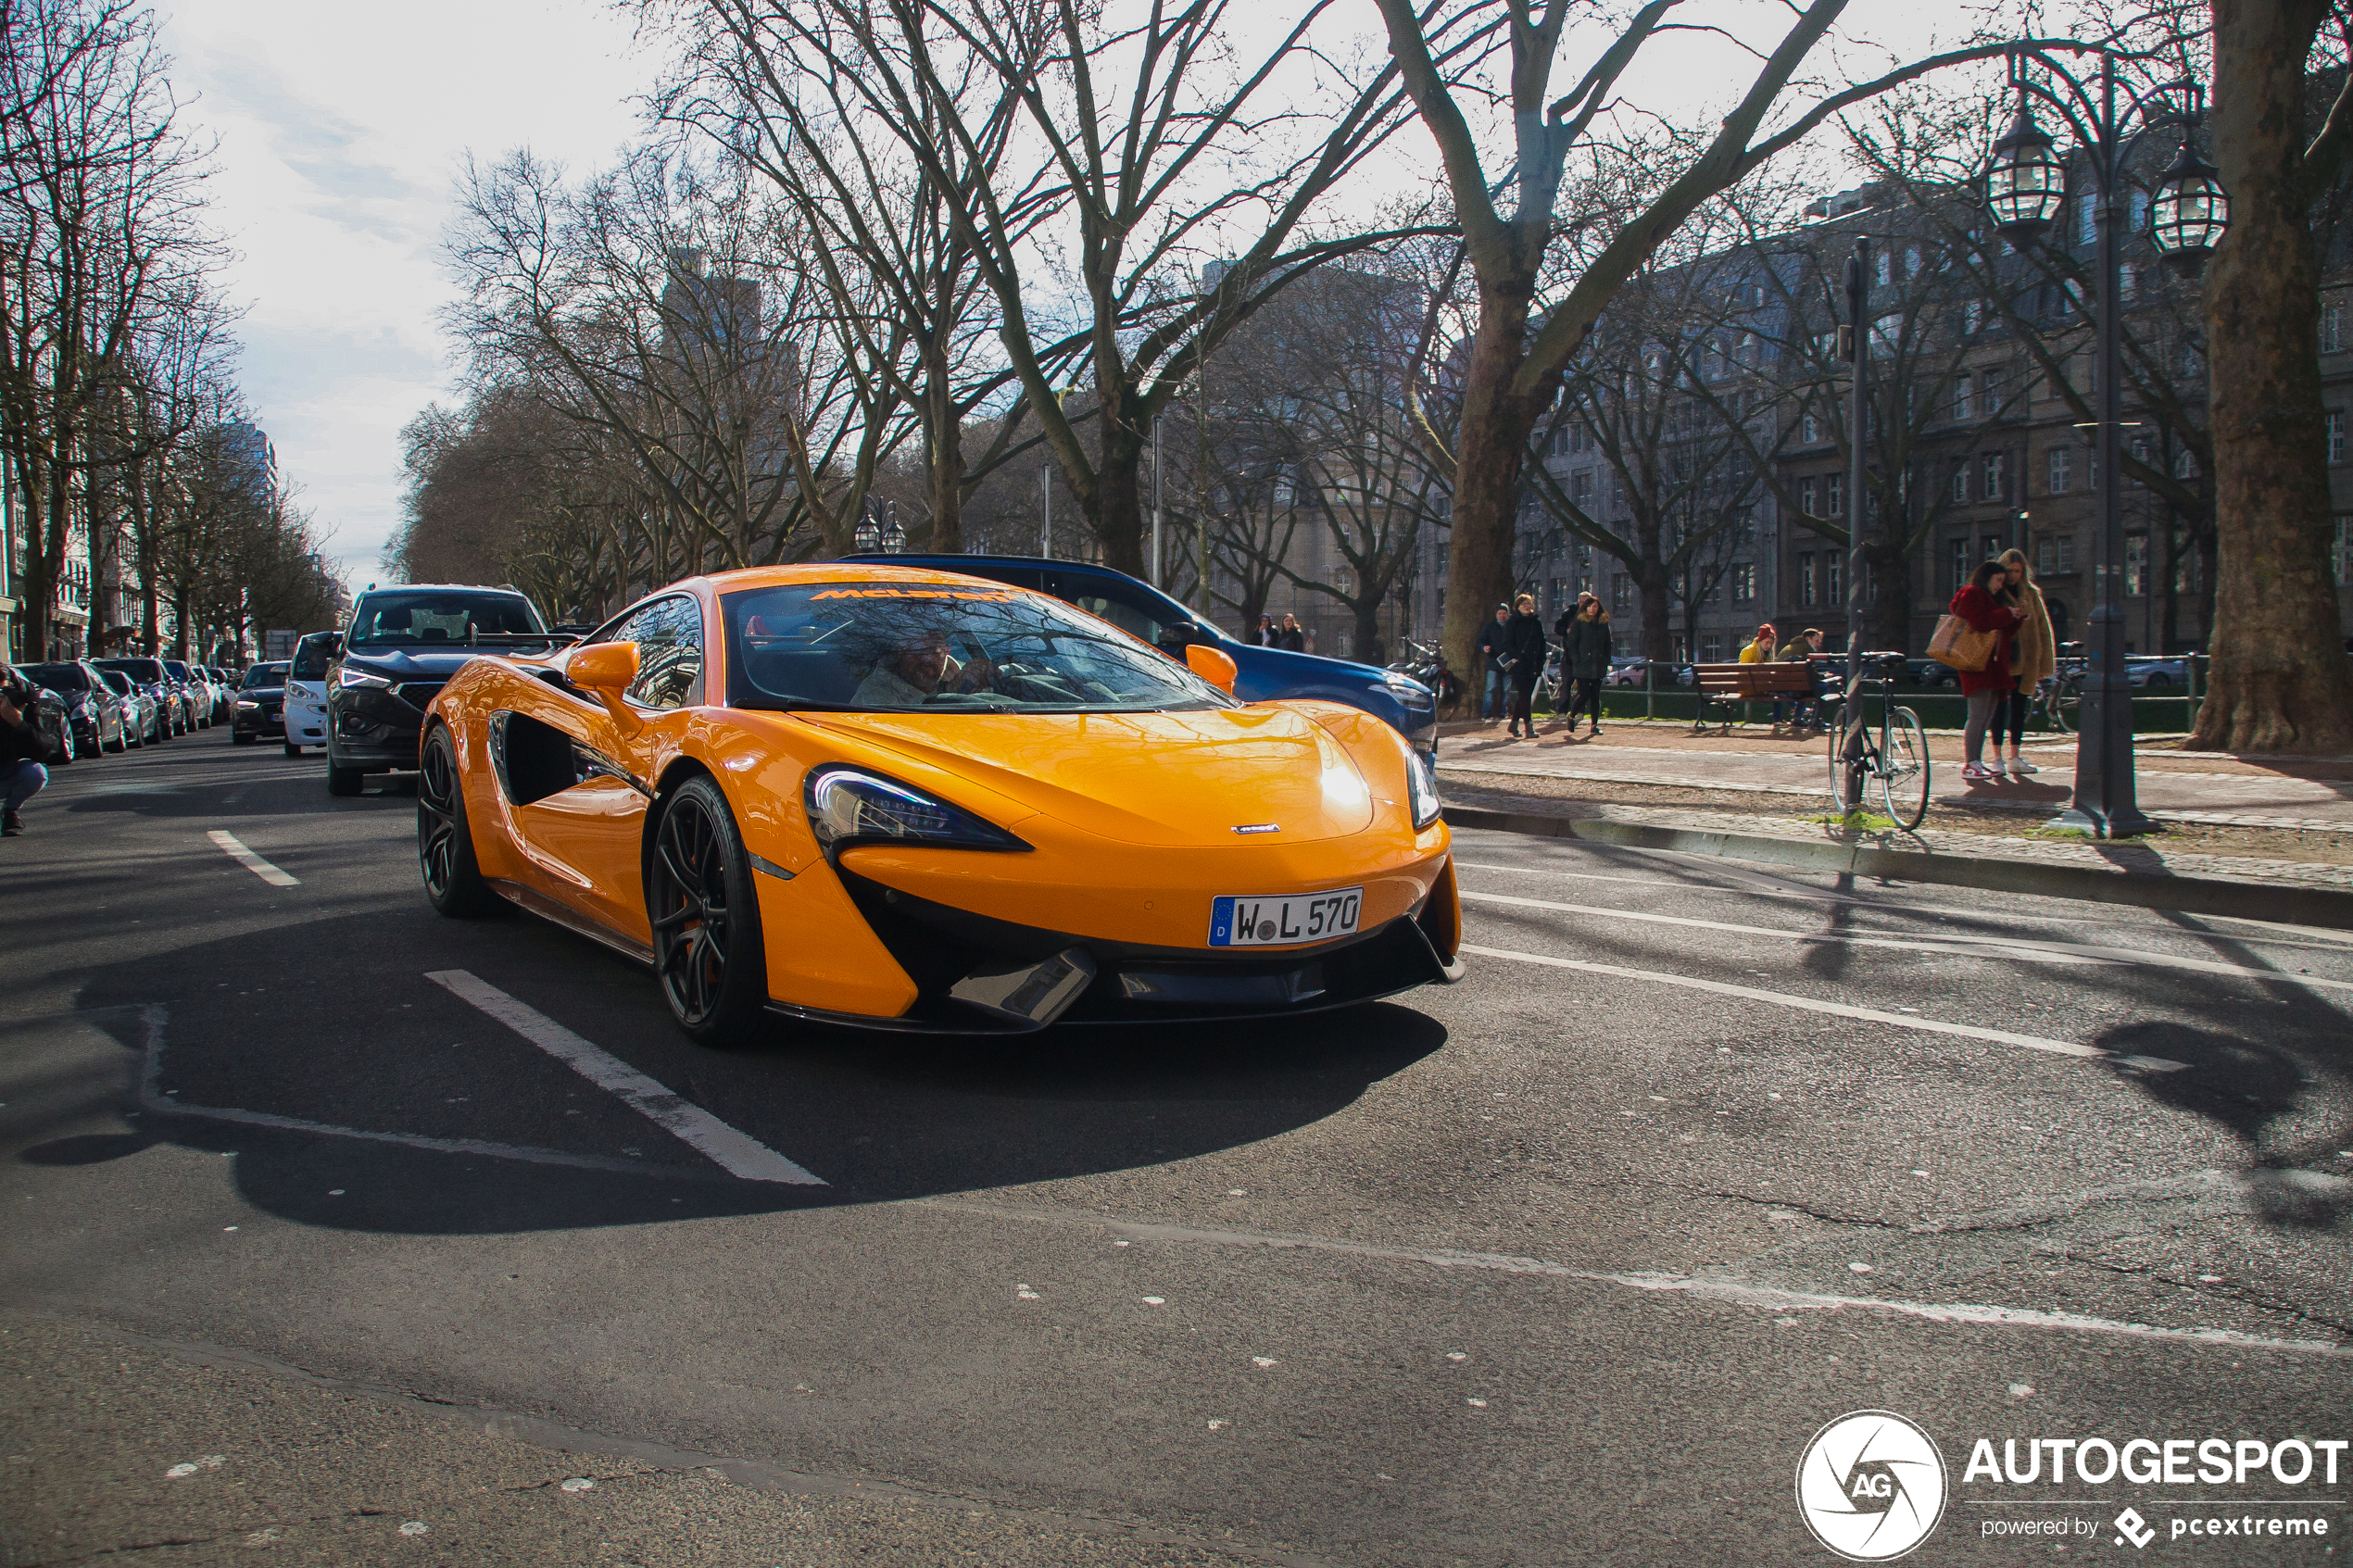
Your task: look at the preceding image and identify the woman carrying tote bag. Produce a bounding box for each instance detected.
[1997,546,2057,775]
[1949,559,2026,782]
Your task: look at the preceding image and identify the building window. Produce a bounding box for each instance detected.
[1571,470,1593,505]
[1731,562,1756,604]
[2119,262,2134,299]
[1799,478,1818,515]
[1963,299,1983,335]
[1613,574,1630,610]
[2335,517,2353,586]
[1801,412,1819,444]
[2077,197,2095,246]
[2124,533,2148,597]
[1798,552,1818,607]
[2047,446,2071,494]
[1825,553,1843,605]
[1951,463,1969,505]
[2323,305,2343,356]
[2129,436,2149,486]
[2331,411,2347,465]
[1875,252,1891,286]
[1827,473,1844,516]
[1982,451,2007,501]
[1951,538,1970,596]
[1952,373,1972,420]
[2038,534,2076,575]
[1700,632,1723,661]
[1981,368,2006,420]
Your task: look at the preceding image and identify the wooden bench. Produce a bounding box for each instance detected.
[1690,660,1819,734]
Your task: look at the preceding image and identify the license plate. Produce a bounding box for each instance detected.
[1210,888,1363,947]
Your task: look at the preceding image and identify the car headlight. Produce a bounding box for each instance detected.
[331,667,391,693]
[1406,746,1441,830]
[804,766,1029,853]
[1380,671,1435,711]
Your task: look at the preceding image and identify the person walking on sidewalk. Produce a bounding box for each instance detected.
[1,674,58,836]
[1998,547,2056,776]
[1561,597,1613,737]
[1951,560,2025,783]
[1502,594,1548,739]
[1476,603,1512,721]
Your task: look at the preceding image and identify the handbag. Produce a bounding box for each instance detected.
[1926,612,1996,671]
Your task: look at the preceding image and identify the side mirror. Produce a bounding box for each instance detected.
[1154,621,1205,655]
[1184,642,1238,694]
[566,639,642,732]
[325,633,343,658]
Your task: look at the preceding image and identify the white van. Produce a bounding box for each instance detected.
[282,630,336,755]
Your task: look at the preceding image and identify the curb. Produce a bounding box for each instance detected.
[1440,805,2353,931]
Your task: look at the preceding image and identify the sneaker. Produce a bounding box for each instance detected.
[1961,762,1996,783]
[2007,756,2039,774]
[1,809,19,836]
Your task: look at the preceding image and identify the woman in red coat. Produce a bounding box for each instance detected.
[1950,558,2025,782]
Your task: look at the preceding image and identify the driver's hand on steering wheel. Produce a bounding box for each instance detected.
[949,648,999,694]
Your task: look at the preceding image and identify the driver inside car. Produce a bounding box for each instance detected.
[852,629,999,708]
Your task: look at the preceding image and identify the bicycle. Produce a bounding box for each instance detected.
[1820,652,1930,829]
[2023,671,2079,735]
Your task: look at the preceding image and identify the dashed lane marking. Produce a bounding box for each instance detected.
[426,970,824,1185]
[1457,884,2353,996]
[1458,942,2114,1061]
[205,830,298,887]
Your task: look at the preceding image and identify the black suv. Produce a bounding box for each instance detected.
[326,585,560,795]
[231,661,290,744]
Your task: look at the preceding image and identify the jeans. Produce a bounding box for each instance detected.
[3,759,47,813]
[1963,688,2007,764]
[1482,665,1509,719]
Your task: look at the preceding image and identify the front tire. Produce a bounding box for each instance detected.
[284,741,303,757]
[648,775,769,1047]
[418,724,497,916]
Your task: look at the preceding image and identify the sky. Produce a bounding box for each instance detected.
[157,0,662,588]
[157,1,1960,593]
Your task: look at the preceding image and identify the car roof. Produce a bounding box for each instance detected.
[700,562,1062,594]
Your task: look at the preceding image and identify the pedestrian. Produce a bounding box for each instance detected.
[1949,559,2026,783]
[1255,613,1277,647]
[1,673,57,837]
[1998,547,2055,776]
[1503,593,1547,739]
[1277,613,1305,653]
[1561,595,1613,737]
[1476,603,1512,721]
[1554,591,1594,646]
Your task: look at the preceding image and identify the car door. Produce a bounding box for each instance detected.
[504,596,702,942]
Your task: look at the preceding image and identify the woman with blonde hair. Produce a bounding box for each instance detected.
[1998,546,2057,775]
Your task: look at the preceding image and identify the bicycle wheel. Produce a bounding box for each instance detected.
[1879,706,1930,830]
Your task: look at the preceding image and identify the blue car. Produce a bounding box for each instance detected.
[846,554,1437,758]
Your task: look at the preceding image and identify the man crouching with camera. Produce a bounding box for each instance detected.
[0,673,58,837]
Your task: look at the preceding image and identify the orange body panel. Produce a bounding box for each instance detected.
[425,561,1454,1024]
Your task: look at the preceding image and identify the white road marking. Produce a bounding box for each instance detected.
[939,1200,2353,1361]
[1457,884,2353,997]
[426,970,824,1185]
[1456,943,2107,1060]
[205,830,298,887]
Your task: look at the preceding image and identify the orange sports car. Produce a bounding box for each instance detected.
[416,563,1462,1042]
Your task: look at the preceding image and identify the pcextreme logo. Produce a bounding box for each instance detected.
[1796,1410,1951,1562]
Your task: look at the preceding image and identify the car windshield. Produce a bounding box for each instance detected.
[289,635,335,681]
[164,660,190,679]
[723,583,1232,715]
[99,671,134,696]
[347,590,547,648]
[243,663,288,688]
[19,662,87,692]
[99,658,166,682]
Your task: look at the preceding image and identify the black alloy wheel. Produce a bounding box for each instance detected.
[417,724,497,916]
[647,774,768,1047]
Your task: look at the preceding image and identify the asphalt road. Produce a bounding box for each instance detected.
[4,735,2351,1566]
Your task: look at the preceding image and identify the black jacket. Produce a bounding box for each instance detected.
[1476,616,1511,668]
[1563,614,1615,681]
[1502,611,1547,680]
[1277,626,1304,652]
[1,697,57,766]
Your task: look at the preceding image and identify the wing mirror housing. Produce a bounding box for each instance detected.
[1184,642,1238,694]
[567,639,642,732]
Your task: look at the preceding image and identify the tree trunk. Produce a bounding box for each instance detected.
[1639,567,1672,660]
[2193,0,2353,752]
[1094,432,1147,575]
[1443,279,1543,683]
[924,342,963,553]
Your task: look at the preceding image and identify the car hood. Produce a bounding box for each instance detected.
[338,647,508,680]
[240,685,286,701]
[1226,641,1398,689]
[797,705,1378,847]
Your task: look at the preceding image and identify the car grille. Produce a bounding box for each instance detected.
[396,682,446,708]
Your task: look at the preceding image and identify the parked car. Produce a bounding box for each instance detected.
[230,660,290,744]
[1903,659,1960,690]
[95,667,164,746]
[93,657,189,734]
[844,554,1439,758]
[2128,656,2191,690]
[14,659,128,754]
[326,584,562,794]
[283,632,336,755]
[1602,658,1695,688]
[161,659,213,727]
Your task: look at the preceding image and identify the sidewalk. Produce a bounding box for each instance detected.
[1437,717,2353,835]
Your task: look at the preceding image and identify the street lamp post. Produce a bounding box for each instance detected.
[1982,46,2227,837]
